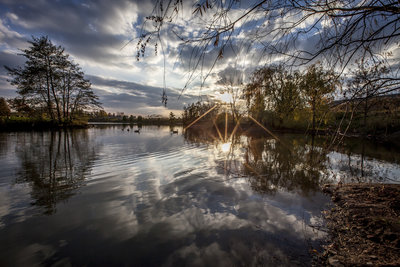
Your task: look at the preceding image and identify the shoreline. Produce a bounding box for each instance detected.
[0,120,89,131]
[2,117,399,141]
[185,122,400,145]
[0,120,185,131]
[318,183,400,266]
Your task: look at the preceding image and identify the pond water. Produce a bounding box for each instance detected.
[0,125,399,266]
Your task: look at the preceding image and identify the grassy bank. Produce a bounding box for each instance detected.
[0,116,89,131]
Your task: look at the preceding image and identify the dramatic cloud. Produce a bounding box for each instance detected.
[2,0,392,114]
[0,0,198,115]
[0,0,333,115]
[88,75,199,115]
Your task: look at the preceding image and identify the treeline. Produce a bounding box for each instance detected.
[244,64,336,132]
[3,36,101,126]
[182,101,219,125]
[88,110,182,125]
[182,63,400,136]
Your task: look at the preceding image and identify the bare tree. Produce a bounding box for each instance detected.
[136,0,400,95]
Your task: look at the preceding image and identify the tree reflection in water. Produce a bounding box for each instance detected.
[185,127,400,190]
[15,130,98,214]
[184,128,330,195]
[243,135,331,195]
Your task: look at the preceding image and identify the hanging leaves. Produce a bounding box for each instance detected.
[162,90,168,107]
[193,0,212,16]
[218,49,224,59]
[136,35,151,61]
[214,34,219,47]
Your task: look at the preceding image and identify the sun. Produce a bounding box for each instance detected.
[218,92,233,104]
[221,142,231,153]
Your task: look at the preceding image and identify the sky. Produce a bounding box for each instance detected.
[0,0,214,116]
[1,0,398,116]
[0,0,282,116]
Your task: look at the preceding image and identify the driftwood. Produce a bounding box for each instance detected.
[317,184,400,267]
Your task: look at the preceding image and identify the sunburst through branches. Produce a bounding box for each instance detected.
[183,94,288,176]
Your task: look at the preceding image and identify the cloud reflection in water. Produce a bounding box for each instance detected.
[0,125,360,266]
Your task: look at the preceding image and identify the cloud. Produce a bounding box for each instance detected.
[0,18,27,50]
[3,0,384,114]
[0,50,25,72]
[88,74,199,115]
[2,0,140,65]
[0,0,203,114]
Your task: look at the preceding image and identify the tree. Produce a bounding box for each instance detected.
[244,65,303,125]
[217,68,245,123]
[182,101,219,124]
[169,112,176,124]
[0,98,11,117]
[7,97,35,116]
[300,64,337,133]
[98,110,108,118]
[5,36,101,124]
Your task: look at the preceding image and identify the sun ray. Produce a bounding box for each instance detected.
[184,104,218,131]
[248,115,292,152]
[212,117,223,141]
[228,117,242,141]
[225,110,228,142]
[248,115,281,142]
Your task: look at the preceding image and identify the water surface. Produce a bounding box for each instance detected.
[0,125,399,266]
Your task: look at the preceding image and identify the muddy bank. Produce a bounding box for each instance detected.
[318,184,400,266]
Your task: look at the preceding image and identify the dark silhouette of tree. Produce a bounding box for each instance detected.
[182,101,219,124]
[5,36,102,123]
[0,98,11,117]
[169,111,176,124]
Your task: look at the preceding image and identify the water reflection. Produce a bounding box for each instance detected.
[330,139,400,183]
[243,136,330,195]
[0,125,399,266]
[184,129,330,195]
[14,130,98,214]
[184,128,400,186]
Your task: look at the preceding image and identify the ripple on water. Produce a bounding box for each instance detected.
[1,126,399,266]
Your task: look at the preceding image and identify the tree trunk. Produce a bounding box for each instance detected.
[46,73,54,120]
[363,97,368,130]
[62,71,66,120]
[312,98,316,134]
[66,72,71,122]
[48,63,62,124]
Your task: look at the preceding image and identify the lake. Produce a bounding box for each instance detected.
[0,125,399,266]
